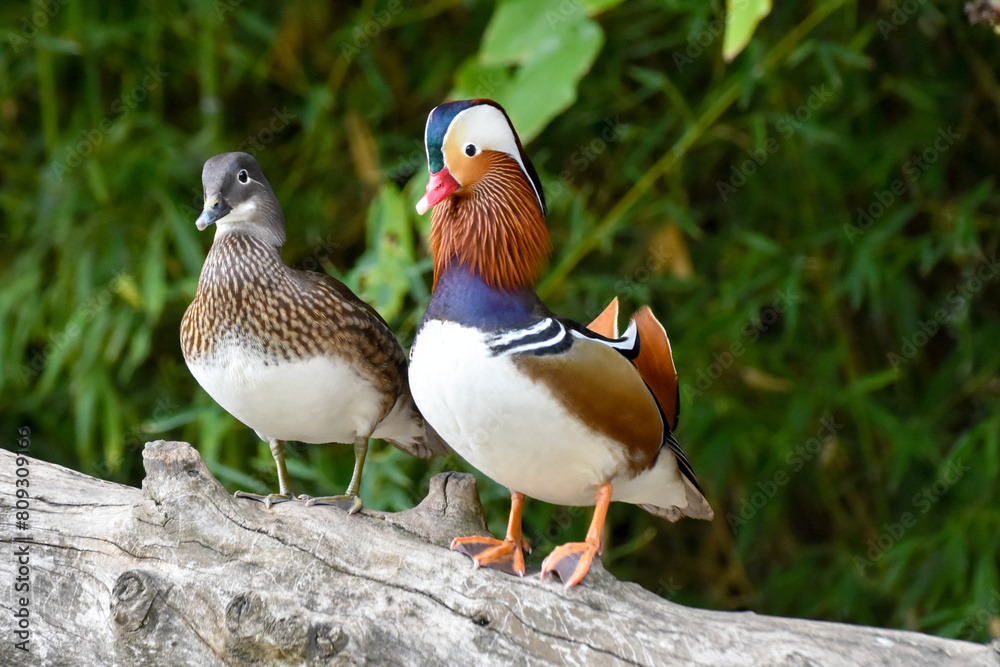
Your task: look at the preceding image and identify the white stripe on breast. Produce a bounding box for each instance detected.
[487,318,554,347]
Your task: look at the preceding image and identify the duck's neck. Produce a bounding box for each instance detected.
[424,264,544,331]
[200,232,283,289]
[429,153,550,293]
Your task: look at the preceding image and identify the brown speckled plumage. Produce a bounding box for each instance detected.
[181,232,405,406]
[180,152,447,470]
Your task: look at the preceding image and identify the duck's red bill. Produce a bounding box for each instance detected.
[416,168,459,215]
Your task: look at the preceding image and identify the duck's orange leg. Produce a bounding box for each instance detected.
[541,483,611,588]
[451,490,531,576]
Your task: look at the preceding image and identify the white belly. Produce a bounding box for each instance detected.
[187,336,386,444]
[410,320,632,506]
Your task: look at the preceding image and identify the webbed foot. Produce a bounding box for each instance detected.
[451,534,531,576]
[303,493,363,514]
[234,490,301,509]
[540,540,600,588]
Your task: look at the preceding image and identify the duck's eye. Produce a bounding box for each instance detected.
[238,169,249,184]
[465,144,477,157]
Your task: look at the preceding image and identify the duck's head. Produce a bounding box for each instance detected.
[196,152,286,247]
[416,99,550,291]
[416,99,546,216]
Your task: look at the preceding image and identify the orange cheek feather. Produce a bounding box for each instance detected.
[429,151,550,291]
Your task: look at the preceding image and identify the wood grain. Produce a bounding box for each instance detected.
[1,443,996,666]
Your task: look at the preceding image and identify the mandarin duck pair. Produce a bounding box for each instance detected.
[181,99,712,587]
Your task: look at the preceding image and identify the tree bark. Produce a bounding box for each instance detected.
[1,441,997,666]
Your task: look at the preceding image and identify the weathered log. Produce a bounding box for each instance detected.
[0,442,997,666]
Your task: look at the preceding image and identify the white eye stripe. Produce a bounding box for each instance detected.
[446,104,545,214]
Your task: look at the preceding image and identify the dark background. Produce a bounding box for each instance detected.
[2,0,998,641]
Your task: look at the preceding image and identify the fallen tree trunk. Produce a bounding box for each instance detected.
[0,441,996,666]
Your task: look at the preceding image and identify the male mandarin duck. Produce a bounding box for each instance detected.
[181,152,447,512]
[408,100,713,587]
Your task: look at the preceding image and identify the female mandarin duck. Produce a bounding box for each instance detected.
[409,99,713,588]
[181,153,447,513]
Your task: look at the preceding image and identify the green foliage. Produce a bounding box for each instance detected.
[723,0,772,62]
[456,0,621,141]
[2,0,999,643]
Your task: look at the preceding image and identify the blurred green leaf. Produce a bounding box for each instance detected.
[348,185,415,322]
[724,0,772,62]
[455,0,607,142]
